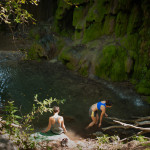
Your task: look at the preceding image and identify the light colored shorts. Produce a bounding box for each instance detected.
[89,107,98,117]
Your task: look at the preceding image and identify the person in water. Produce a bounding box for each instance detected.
[42,106,67,134]
[86,100,112,129]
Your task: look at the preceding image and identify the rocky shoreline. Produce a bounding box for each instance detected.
[1,130,150,150]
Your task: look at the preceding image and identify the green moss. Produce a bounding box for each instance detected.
[130,79,137,85]
[58,47,78,70]
[95,45,127,81]
[82,22,102,42]
[58,47,71,63]
[66,62,76,70]
[111,61,126,81]
[121,34,140,56]
[28,29,40,41]
[60,29,74,37]
[120,35,150,93]
[132,38,150,82]
[74,29,83,39]
[55,0,71,20]
[95,46,116,79]
[78,64,88,77]
[145,96,150,104]
[125,57,133,73]
[73,6,85,29]
[53,0,150,96]
[54,0,73,36]
[81,0,108,42]
[86,0,108,23]
[72,6,86,39]
[127,5,142,34]
[116,0,132,10]
[135,70,150,95]
[120,34,140,76]
[55,39,66,53]
[102,15,116,35]
[27,43,46,60]
[78,59,89,77]
[115,12,128,37]
[136,86,150,95]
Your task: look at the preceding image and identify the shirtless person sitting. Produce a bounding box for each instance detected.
[42,106,67,134]
[86,100,112,129]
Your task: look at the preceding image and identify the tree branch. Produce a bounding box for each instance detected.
[0,117,21,128]
[102,125,128,131]
[113,120,150,131]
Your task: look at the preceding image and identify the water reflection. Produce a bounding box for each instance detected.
[0,64,12,108]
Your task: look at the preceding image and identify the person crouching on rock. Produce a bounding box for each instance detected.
[42,106,67,134]
[86,100,112,129]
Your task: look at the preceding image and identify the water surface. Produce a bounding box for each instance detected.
[0,58,150,138]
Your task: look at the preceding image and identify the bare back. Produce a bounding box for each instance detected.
[50,115,63,125]
[91,101,106,112]
[50,115,64,134]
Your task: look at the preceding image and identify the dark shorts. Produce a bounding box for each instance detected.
[89,107,98,117]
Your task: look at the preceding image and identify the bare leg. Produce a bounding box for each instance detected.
[95,113,99,124]
[85,116,97,129]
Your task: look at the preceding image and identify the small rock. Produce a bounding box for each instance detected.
[61,138,68,147]
[92,131,104,137]
[49,59,57,63]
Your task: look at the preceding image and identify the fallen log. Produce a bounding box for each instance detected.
[107,116,150,124]
[102,119,150,134]
[102,125,128,131]
[113,120,150,131]
[135,121,150,126]
[135,116,150,122]
[137,131,149,135]
[106,117,135,123]
[131,116,150,122]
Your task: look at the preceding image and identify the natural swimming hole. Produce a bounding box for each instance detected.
[0,60,150,138]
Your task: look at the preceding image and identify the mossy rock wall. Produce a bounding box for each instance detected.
[95,44,128,81]
[27,43,46,61]
[39,0,150,96]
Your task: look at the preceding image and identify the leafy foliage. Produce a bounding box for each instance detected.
[0,0,38,24]
[97,134,110,145]
[133,135,148,142]
[2,95,65,149]
[64,0,85,6]
[97,134,120,145]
